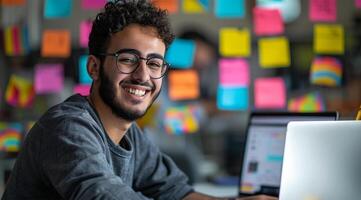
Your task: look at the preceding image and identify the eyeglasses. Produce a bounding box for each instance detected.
[98,49,170,79]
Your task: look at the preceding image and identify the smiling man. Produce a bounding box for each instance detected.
[2,1,276,200]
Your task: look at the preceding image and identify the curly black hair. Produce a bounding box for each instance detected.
[89,0,175,57]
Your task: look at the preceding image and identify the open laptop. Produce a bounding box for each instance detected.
[238,112,338,197]
[279,120,361,200]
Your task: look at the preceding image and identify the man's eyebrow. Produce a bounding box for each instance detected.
[147,53,164,59]
[115,49,165,59]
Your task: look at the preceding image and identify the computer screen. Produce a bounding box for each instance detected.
[238,112,338,197]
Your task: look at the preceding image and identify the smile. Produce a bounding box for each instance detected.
[125,87,146,97]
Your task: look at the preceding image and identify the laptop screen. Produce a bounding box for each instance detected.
[238,112,338,197]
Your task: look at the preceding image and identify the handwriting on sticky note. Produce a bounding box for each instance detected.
[314,24,344,55]
[152,0,178,13]
[258,36,290,68]
[168,70,199,101]
[219,58,249,86]
[309,0,336,22]
[41,29,71,58]
[254,77,286,109]
[253,7,284,36]
[219,27,250,57]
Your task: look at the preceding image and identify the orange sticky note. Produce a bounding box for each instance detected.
[0,0,26,6]
[168,70,199,101]
[41,29,71,58]
[152,0,178,14]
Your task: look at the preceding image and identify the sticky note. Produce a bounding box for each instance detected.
[309,0,336,22]
[219,27,250,57]
[183,0,209,13]
[165,38,195,69]
[73,84,91,96]
[0,122,23,152]
[35,64,64,94]
[79,20,92,48]
[253,7,284,36]
[219,58,249,86]
[217,86,248,110]
[314,24,344,55]
[357,0,361,8]
[152,0,178,14]
[41,29,71,58]
[258,36,290,68]
[310,56,342,86]
[0,0,26,6]
[288,92,325,112]
[254,77,286,109]
[168,70,199,101]
[81,0,106,10]
[44,0,72,19]
[5,74,34,108]
[79,55,92,84]
[215,0,245,18]
[164,105,201,135]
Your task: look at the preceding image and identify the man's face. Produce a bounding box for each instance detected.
[98,24,165,121]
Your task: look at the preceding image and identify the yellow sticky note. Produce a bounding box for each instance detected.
[259,36,290,68]
[168,70,200,101]
[314,24,344,55]
[219,27,250,57]
[4,27,13,56]
[183,0,205,13]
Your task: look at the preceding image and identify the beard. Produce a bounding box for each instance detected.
[98,65,161,121]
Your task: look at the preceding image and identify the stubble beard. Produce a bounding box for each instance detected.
[98,65,161,121]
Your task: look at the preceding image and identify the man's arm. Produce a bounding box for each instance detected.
[183,192,278,200]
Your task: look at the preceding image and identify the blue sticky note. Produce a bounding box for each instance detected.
[215,0,245,18]
[165,38,195,69]
[199,0,210,10]
[79,55,92,84]
[44,0,72,19]
[217,86,248,110]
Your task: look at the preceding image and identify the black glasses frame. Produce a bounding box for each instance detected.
[97,50,170,79]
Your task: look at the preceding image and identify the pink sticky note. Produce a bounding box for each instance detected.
[253,7,284,36]
[80,20,92,48]
[309,0,337,22]
[219,58,249,86]
[73,84,91,96]
[81,0,106,10]
[35,64,64,94]
[357,0,361,8]
[254,77,286,109]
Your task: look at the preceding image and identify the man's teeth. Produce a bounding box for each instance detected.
[127,88,146,96]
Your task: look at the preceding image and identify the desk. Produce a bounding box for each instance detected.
[193,182,238,197]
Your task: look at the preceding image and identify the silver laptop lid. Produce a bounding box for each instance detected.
[279,121,361,200]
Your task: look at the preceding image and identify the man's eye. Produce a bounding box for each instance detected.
[118,58,137,65]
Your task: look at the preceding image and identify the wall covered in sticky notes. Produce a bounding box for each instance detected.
[0,0,360,156]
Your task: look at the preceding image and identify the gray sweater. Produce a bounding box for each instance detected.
[2,95,193,200]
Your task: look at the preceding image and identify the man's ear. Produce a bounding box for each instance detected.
[87,55,100,81]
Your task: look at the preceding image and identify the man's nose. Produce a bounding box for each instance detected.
[131,60,150,82]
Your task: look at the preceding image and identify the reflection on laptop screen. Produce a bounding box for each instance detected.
[239,112,338,197]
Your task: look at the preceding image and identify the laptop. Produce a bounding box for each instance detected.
[238,112,338,197]
[279,120,361,200]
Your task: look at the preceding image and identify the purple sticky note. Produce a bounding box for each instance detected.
[253,7,284,36]
[309,0,337,22]
[81,0,106,10]
[35,64,64,94]
[219,58,249,86]
[80,21,92,48]
[73,84,91,96]
[254,77,286,109]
